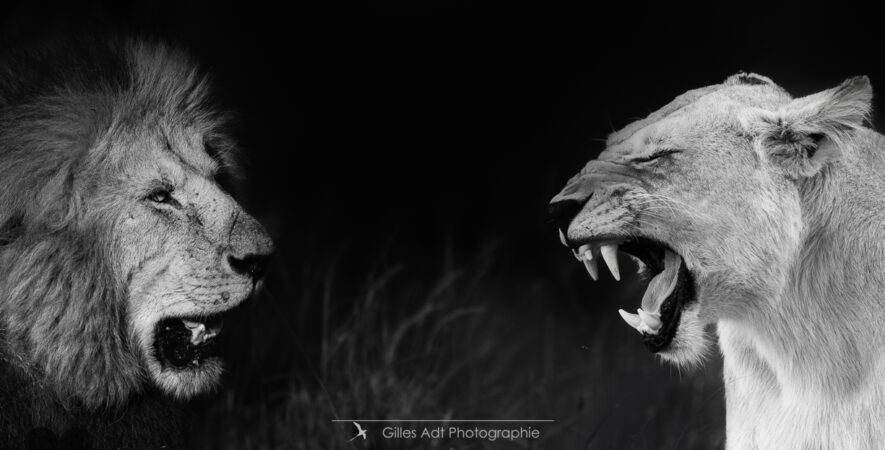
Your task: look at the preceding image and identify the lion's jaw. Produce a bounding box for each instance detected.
[127,253,255,400]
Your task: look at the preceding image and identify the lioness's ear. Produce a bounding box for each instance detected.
[747,76,872,178]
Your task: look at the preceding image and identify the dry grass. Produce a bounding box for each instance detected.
[189,239,725,449]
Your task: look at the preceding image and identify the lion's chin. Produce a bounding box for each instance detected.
[151,357,225,399]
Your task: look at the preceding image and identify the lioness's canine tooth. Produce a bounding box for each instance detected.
[618,309,642,333]
[600,244,620,280]
[559,229,567,246]
[638,308,662,330]
[583,250,593,261]
[583,258,599,281]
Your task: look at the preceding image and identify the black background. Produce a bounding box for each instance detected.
[1,2,880,449]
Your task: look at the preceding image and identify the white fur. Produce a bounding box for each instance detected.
[557,73,883,449]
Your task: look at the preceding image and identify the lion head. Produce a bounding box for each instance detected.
[0,37,273,408]
[550,73,872,367]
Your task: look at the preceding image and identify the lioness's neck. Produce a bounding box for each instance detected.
[723,128,885,398]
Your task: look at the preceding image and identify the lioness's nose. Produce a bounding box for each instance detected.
[549,177,595,231]
[228,252,272,280]
[549,159,645,233]
[549,197,584,232]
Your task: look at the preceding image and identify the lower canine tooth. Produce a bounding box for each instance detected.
[618,309,643,333]
[600,244,620,281]
[638,308,662,331]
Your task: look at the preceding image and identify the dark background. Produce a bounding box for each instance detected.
[1,2,881,449]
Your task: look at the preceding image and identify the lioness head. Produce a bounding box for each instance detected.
[550,73,872,366]
[0,38,273,406]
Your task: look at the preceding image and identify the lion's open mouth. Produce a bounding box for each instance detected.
[153,313,226,370]
[571,237,696,353]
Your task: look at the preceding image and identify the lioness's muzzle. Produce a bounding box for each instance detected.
[549,160,647,234]
[550,158,694,353]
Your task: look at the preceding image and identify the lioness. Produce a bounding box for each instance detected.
[550,73,881,449]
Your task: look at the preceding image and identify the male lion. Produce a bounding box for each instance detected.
[0,37,274,448]
[550,73,882,449]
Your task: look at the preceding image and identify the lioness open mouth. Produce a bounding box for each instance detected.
[570,237,696,353]
[153,312,227,370]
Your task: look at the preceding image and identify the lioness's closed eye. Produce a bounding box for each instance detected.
[551,73,885,450]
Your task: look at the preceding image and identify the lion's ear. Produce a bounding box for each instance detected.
[747,76,873,179]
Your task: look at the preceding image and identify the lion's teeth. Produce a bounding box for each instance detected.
[187,323,207,345]
[578,244,591,257]
[575,244,592,261]
[181,319,219,345]
[618,309,642,333]
[583,250,593,261]
[638,308,662,331]
[559,229,567,246]
[583,257,599,281]
[600,244,620,280]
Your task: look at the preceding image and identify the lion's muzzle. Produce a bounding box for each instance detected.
[149,207,275,391]
[223,209,275,284]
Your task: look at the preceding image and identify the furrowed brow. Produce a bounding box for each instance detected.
[163,136,218,177]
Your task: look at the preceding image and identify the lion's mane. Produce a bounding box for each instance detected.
[0,36,225,448]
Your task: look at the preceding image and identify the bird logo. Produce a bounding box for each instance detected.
[348,422,368,442]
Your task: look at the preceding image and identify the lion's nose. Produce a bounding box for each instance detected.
[227,252,273,280]
[223,207,275,281]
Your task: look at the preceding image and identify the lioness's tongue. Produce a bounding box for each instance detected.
[640,250,682,313]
